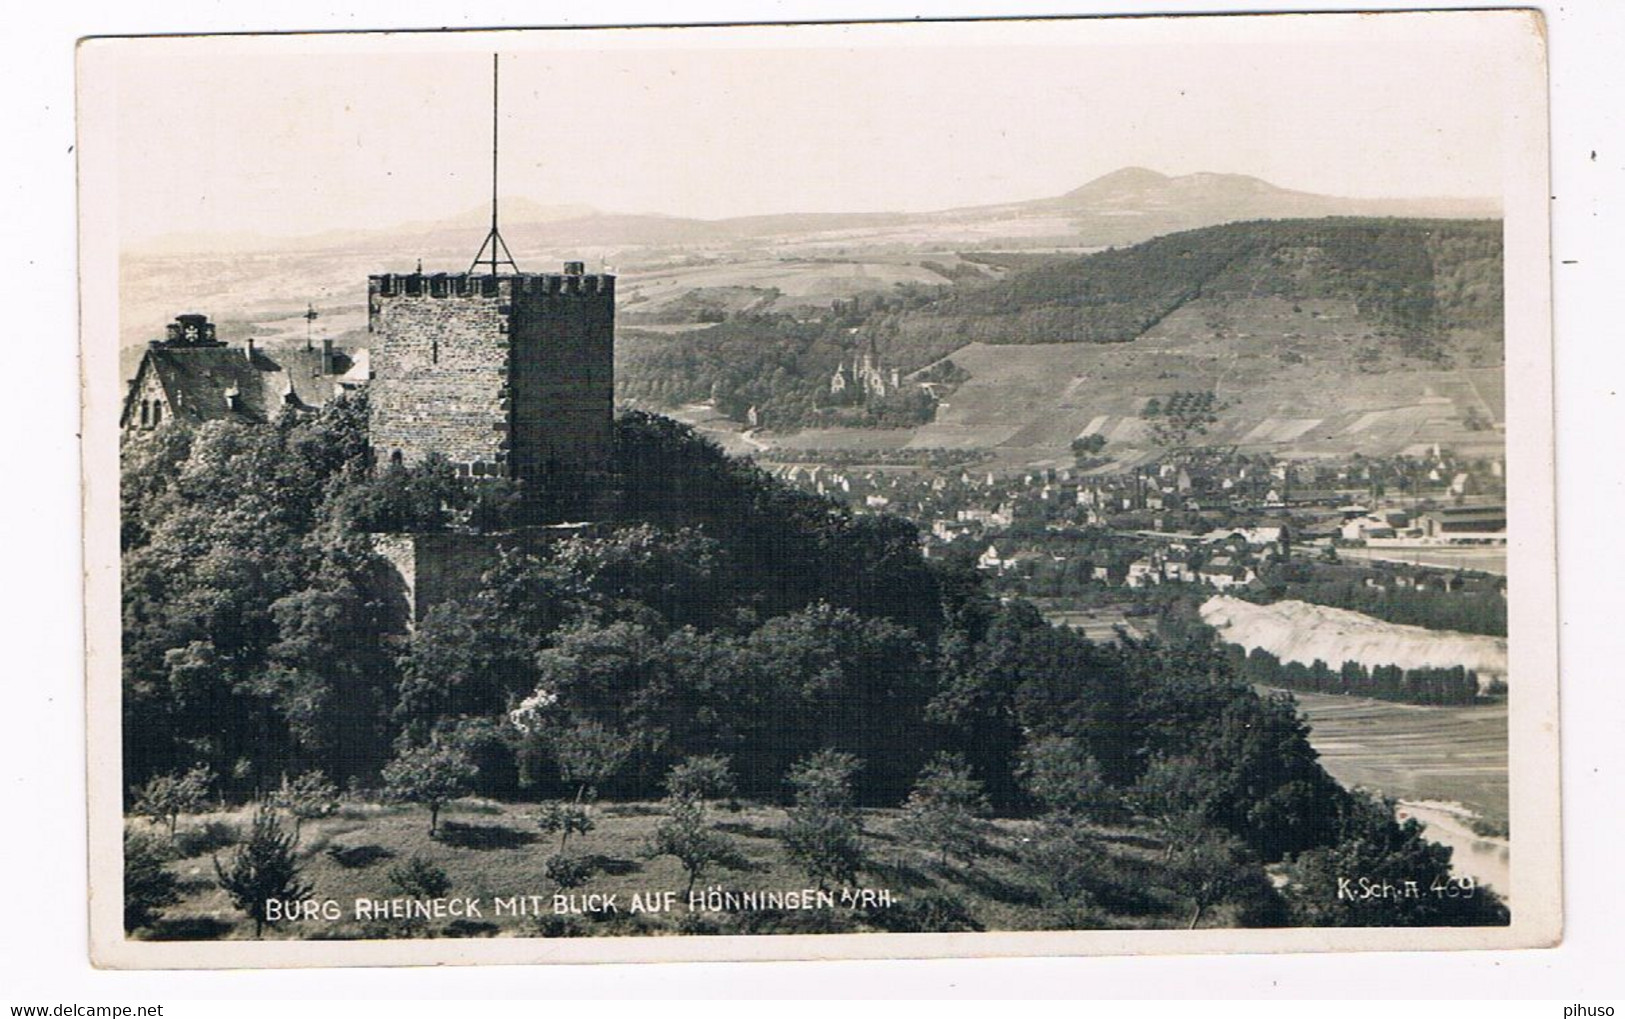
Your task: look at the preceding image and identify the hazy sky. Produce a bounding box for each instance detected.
[82,13,1534,244]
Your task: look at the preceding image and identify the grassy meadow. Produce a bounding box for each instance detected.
[132,798,1229,941]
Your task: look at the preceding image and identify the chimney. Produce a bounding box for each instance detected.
[321,337,334,376]
[563,261,585,275]
[245,337,256,363]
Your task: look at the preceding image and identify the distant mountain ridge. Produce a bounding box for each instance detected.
[130,168,1499,257]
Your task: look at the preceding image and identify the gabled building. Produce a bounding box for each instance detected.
[121,313,362,433]
[1420,504,1507,541]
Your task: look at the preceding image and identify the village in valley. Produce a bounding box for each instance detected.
[768,443,1506,591]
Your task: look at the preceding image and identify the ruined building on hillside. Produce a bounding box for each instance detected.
[365,261,617,521]
[121,313,364,433]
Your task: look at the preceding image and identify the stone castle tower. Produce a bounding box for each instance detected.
[366,261,616,520]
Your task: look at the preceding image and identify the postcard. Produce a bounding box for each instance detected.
[79,10,1559,967]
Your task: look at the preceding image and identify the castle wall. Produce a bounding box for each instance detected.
[368,526,597,624]
[366,271,616,517]
[508,278,615,516]
[368,280,511,476]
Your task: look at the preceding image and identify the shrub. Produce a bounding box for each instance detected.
[130,765,216,839]
[123,828,180,934]
[544,853,594,891]
[387,854,452,900]
[532,914,589,938]
[663,754,737,804]
[174,818,240,858]
[673,912,722,936]
[213,807,313,938]
[895,752,991,867]
[782,751,865,890]
[863,890,981,933]
[381,854,453,936]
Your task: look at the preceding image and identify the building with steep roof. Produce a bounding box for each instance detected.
[121,313,363,433]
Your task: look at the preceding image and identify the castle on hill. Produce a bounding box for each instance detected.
[123,56,618,528]
[121,255,619,526]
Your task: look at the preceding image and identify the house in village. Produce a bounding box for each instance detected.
[1199,562,1256,590]
[1125,558,1161,588]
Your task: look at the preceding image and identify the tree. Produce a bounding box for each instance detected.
[269,769,340,838]
[550,720,635,804]
[782,750,865,890]
[1167,834,1259,929]
[130,764,215,840]
[381,742,478,837]
[536,801,595,854]
[213,807,312,938]
[1131,753,1223,855]
[662,754,738,804]
[1018,736,1120,821]
[1019,816,1109,928]
[1070,433,1107,458]
[529,720,635,852]
[1282,791,1509,927]
[895,753,991,867]
[123,828,180,934]
[645,756,747,895]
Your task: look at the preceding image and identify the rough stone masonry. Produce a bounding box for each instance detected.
[366,264,616,521]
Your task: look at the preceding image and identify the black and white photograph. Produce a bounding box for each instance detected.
[76,10,1560,967]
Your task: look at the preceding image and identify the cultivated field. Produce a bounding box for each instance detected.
[617,256,961,321]
[1287,690,1508,829]
[1287,689,1510,899]
[639,292,1507,470]
[901,297,1505,463]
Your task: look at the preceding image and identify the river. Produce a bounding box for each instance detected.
[1283,689,1512,905]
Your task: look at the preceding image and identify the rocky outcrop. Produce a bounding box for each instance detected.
[1200,595,1508,687]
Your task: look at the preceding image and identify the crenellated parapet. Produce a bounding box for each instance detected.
[366,262,618,520]
[368,270,615,300]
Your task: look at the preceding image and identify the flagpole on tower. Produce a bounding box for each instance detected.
[469,53,520,276]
